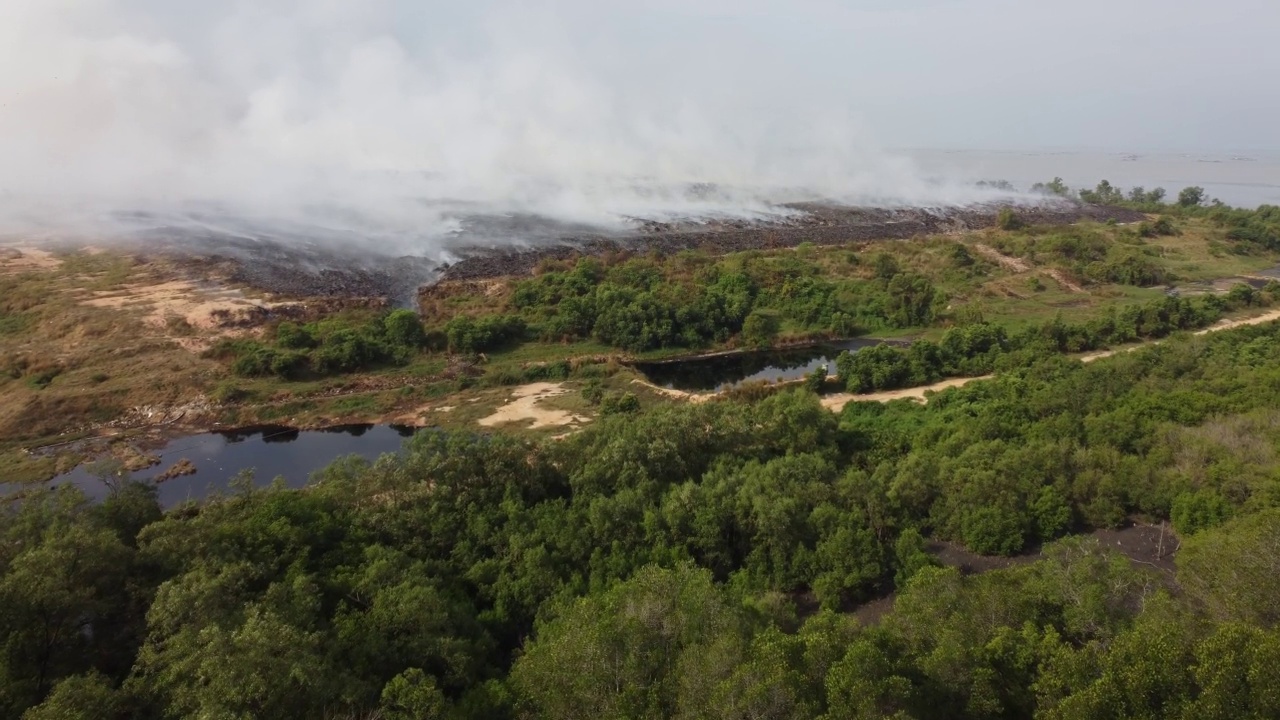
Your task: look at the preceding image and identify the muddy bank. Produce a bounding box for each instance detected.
[439,202,1144,281]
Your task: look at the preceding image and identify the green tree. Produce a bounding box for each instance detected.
[510,564,743,720]
[383,309,427,348]
[741,310,781,348]
[20,673,124,720]
[378,669,448,720]
[1178,509,1280,627]
[1178,186,1206,207]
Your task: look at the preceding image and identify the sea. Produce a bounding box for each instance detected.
[905,149,1280,209]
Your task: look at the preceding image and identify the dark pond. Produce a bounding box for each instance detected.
[635,338,896,392]
[16,424,417,508]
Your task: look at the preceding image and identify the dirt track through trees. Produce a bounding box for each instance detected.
[639,308,1280,413]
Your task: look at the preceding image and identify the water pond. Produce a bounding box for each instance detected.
[15,424,417,508]
[634,338,895,392]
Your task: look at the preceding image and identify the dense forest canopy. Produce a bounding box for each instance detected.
[5,315,1280,718]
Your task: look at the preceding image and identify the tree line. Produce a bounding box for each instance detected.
[836,284,1274,394]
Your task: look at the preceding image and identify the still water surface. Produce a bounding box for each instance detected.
[30,425,417,507]
[635,338,890,392]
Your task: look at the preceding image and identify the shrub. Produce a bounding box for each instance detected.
[803,365,828,394]
[581,380,605,406]
[211,382,250,403]
[962,506,1026,556]
[873,253,900,280]
[523,361,570,382]
[741,310,781,348]
[230,343,280,377]
[997,207,1025,231]
[276,322,317,350]
[1171,490,1232,535]
[383,309,427,348]
[445,315,527,354]
[600,392,641,415]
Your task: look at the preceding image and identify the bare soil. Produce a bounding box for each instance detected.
[0,246,62,272]
[476,382,592,429]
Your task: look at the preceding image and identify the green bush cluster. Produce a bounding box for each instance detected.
[444,314,526,354]
[219,309,427,380]
[500,255,940,353]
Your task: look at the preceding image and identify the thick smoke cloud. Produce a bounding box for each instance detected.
[0,0,1034,256]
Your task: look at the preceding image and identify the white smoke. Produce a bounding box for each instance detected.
[0,0,1024,256]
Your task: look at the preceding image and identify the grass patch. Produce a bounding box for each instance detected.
[0,450,59,484]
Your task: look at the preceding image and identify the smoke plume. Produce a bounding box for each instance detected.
[0,0,1021,258]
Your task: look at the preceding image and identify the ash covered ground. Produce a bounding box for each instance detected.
[117,200,1145,301]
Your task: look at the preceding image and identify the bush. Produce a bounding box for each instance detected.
[1172,490,1233,535]
[600,392,641,415]
[962,506,1026,556]
[997,207,1025,231]
[276,322,317,350]
[445,315,527,354]
[231,343,280,377]
[313,330,376,374]
[522,361,570,382]
[1135,217,1177,238]
[803,365,828,394]
[269,350,309,380]
[741,310,781,348]
[581,380,605,405]
[383,309,427,348]
[211,382,250,403]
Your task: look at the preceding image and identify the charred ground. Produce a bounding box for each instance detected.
[105,201,1144,300]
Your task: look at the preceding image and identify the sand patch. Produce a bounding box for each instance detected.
[82,279,284,351]
[1195,307,1280,334]
[0,246,62,273]
[1045,268,1087,294]
[821,376,989,412]
[630,379,715,404]
[391,404,455,426]
[1079,307,1280,364]
[478,382,591,429]
[972,244,1031,273]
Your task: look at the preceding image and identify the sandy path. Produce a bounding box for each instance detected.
[641,308,1280,414]
[824,308,1280,411]
[820,376,989,411]
[477,382,591,429]
[630,379,715,404]
[972,243,1031,272]
[1045,268,1087,294]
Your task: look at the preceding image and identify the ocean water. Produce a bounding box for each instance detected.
[906,149,1280,208]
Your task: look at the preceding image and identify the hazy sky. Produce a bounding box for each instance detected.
[0,0,1275,244]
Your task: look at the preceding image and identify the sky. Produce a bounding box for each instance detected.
[0,0,1276,246]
